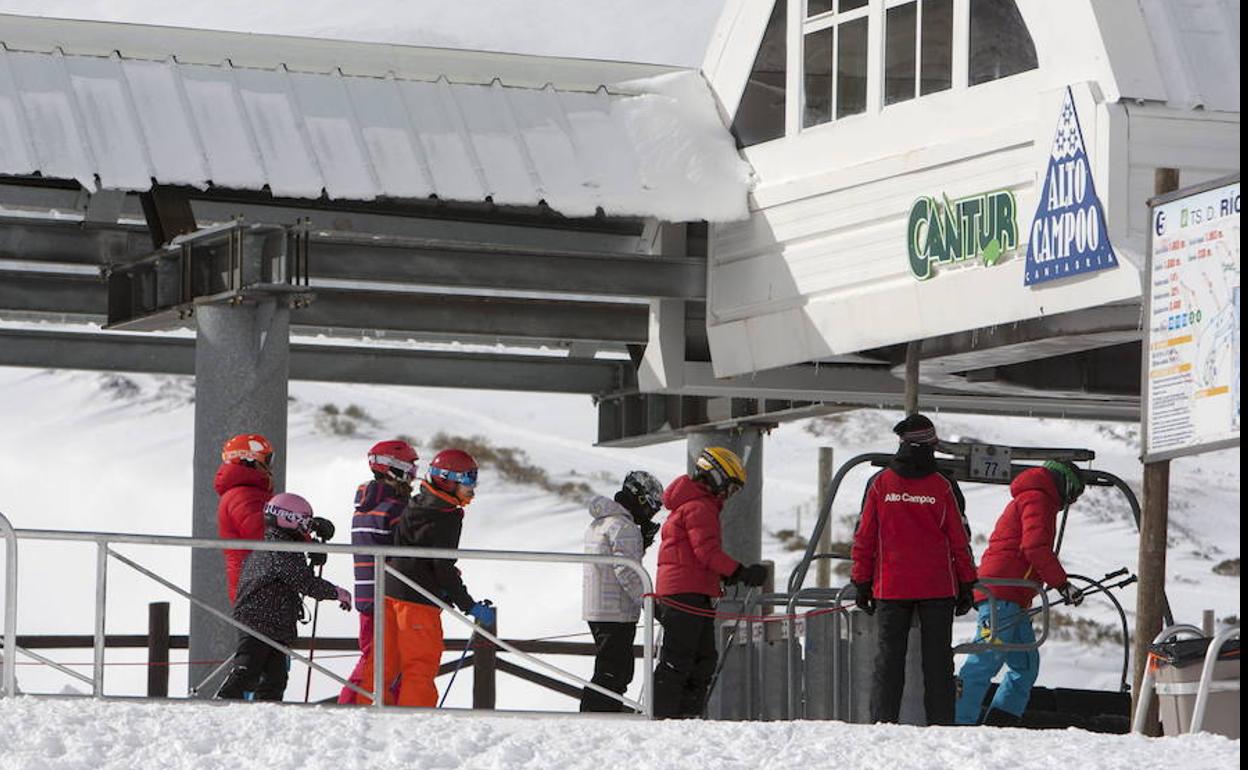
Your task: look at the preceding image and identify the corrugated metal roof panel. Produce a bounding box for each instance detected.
[0,18,750,221]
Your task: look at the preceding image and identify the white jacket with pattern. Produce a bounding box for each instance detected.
[582,495,645,622]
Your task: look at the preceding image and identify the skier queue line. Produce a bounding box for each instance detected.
[0,513,656,716]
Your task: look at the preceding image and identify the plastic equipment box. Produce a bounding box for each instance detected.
[1148,636,1240,738]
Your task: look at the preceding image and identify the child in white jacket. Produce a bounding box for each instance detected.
[580,470,664,712]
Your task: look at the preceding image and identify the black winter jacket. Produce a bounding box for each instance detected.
[233,528,339,644]
[386,485,475,611]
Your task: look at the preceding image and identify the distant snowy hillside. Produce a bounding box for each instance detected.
[0,367,1239,708]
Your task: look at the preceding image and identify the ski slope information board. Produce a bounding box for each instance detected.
[1142,175,1240,462]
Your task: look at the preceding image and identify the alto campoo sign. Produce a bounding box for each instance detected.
[907,189,1018,280]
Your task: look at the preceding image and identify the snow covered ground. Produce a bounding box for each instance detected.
[0,366,1238,713]
[0,697,1239,770]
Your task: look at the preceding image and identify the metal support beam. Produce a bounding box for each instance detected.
[0,328,629,394]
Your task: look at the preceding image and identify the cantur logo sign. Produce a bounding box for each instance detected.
[907,189,1018,281]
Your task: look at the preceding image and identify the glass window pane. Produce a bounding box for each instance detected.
[839,0,868,11]
[836,16,868,117]
[732,0,787,147]
[969,0,1038,86]
[920,0,953,95]
[885,2,917,106]
[804,28,834,127]
[807,0,833,16]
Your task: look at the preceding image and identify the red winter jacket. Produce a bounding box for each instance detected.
[973,467,1069,608]
[655,475,740,597]
[215,462,273,603]
[851,468,976,600]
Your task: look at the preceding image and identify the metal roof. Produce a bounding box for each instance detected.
[0,14,751,221]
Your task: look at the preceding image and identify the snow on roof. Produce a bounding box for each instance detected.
[0,14,752,222]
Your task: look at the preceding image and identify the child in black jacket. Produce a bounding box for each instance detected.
[216,493,351,701]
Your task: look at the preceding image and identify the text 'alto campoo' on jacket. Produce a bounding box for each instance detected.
[851,467,977,600]
[350,480,407,613]
[214,462,273,604]
[582,495,646,622]
[386,485,475,612]
[973,467,1070,608]
[656,475,740,598]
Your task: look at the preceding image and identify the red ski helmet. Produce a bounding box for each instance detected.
[368,439,419,484]
[427,449,479,501]
[221,433,274,469]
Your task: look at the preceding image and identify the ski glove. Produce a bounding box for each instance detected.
[309,517,336,541]
[335,586,352,611]
[727,563,767,588]
[853,582,875,615]
[468,600,496,627]
[640,520,660,551]
[307,551,327,568]
[1057,582,1084,607]
[954,582,976,616]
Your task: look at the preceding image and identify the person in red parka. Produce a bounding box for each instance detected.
[652,446,766,719]
[851,413,977,726]
[215,434,275,604]
[954,460,1086,726]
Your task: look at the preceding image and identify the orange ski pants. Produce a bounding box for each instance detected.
[355,598,444,707]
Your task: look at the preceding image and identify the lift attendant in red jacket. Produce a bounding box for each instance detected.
[851,414,976,726]
[652,446,766,719]
[215,434,275,604]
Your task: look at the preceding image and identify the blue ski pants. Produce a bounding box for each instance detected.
[955,600,1039,724]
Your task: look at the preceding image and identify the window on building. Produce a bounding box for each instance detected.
[969,0,1038,86]
[802,0,870,128]
[732,0,787,147]
[884,0,952,106]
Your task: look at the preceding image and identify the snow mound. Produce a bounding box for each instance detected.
[0,697,1238,770]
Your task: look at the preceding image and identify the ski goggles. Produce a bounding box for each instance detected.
[372,454,418,482]
[430,467,478,488]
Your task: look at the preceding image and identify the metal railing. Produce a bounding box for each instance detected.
[0,511,655,717]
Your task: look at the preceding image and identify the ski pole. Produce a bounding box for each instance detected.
[700,587,756,718]
[983,569,1135,638]
[438,630,475,708]
[303,560,325,703]
[189,654,235,697]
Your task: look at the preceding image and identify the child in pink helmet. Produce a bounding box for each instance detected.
[216,493,351,701]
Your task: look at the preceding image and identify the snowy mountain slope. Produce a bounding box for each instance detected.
[0,367,1239,708]
[0,697,1239,770]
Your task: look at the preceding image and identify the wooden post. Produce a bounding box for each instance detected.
[473,617,497,710]
[147,601,170,698]
[816,446,834,588]
[1131,167,1180,736]
[904,340,922,415]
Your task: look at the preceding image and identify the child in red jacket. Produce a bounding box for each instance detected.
[652,446,765,719]
[215,434,275,604]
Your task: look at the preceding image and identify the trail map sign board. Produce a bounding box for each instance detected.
[1141,174,1240,462]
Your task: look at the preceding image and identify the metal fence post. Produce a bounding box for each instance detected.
[93,541,108,697]
[373,557,385,709]
[147,601,170,698]
[473,614,497,710]
[0,511,16,698]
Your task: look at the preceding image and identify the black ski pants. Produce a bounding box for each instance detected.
[216,634,289,701]
[579,621,638,712]
[652,594,718,719]
[870,597,956,725]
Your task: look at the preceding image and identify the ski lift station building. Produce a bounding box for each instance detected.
[0,0,1239,714]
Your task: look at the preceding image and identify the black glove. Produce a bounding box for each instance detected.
[728,563,767,588]
[307,551,327,568]
[309,517,335,541]
[955,582,975,616]
[1057,582,1084,607]
[640,520,660,550]
[853,582,875,615]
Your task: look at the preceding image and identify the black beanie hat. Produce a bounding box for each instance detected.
[893,413,939,446]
